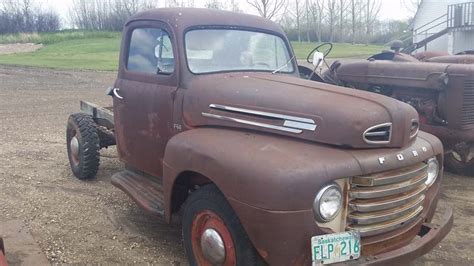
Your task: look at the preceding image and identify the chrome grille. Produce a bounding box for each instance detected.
[347,163,427,237]
[462,79,474,126]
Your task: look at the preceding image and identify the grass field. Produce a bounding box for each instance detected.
[0,31,384,71]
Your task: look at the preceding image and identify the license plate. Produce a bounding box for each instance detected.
[311,231,361,265]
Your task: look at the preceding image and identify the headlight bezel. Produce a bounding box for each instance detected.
[313,183,343,223]
[425,157,440,186]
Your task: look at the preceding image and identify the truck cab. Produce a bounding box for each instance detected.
[66,8,453,265]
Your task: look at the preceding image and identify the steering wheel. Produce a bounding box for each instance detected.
[306,43,333,64]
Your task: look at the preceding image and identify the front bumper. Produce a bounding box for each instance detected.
[349,205,453,265]
[229,198,453,266]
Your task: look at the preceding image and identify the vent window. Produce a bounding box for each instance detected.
[364,123,392,144]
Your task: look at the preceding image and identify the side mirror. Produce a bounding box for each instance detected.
[312,51,325,68]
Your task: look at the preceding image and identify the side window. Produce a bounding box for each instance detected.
[127,28,175,75]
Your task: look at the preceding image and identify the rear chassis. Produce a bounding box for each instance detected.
[79,101,116,148]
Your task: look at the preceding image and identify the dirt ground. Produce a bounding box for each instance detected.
[0,44,43,55]
[0,65,472,265]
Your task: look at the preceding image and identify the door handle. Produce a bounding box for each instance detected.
[112,88,124,100]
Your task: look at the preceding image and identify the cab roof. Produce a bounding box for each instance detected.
[127,8,285,35]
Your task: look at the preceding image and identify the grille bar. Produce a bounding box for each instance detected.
[347,162,428,237]
[351,163,427,186]
[347,206,423,237]
[349,171,427,199]
[348,195,425,225]
[349,184,427,212]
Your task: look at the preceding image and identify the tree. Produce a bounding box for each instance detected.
[401,0,421,16]
[364,0,381,44]
[309,0,325,42]
[350,0,360,44]
[205,0,225,9]
[338,0,348,42]
[247,0,287,20]
[325,0,337,42]
[230,0,241,12]
[292,0,303,42]
[0,0,60,34]
[69,0,159,31]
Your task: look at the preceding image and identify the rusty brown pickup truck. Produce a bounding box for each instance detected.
[66,8,452,265]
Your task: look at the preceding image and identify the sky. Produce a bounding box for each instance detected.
[38,0,414,26]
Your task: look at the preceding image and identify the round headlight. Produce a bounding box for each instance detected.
[426,157,439,186]
[313,183,342,223]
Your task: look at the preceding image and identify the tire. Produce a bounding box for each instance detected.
[66,113,100,180]
[182,184,261,266]
[445,151,474,176]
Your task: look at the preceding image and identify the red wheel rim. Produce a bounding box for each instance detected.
[191,210,236,266]
[69,130,80,166]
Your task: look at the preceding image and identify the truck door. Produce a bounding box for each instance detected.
[112,21,178,177]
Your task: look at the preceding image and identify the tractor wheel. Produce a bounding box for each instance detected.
[182,184,261,266]
[445,152,474,176]
[66,113,100,180]
[445,142,474,176]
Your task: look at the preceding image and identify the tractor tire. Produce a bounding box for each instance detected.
[445,151,474,176]
[66,113,100,180]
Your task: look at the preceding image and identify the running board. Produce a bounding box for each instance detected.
[111,170,165,217]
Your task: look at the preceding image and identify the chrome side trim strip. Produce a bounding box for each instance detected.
[202,113,303,133]
[209,104,315,124]
[283,120,317,131]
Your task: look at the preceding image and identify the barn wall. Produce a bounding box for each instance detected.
[453,30,474,53]
[412,0,472,53]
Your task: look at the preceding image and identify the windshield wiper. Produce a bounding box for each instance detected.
[272,55,296,74]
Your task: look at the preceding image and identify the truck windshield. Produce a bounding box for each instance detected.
[185,29,294,74]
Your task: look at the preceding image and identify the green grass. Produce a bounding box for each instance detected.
[0,31,384,71]
[0,36,121,71]
[292,42,384,59]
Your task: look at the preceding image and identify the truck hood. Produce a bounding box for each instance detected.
[182,73,419,148]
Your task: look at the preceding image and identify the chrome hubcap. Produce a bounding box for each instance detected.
[70,136,80,164]
[200,228,226,264]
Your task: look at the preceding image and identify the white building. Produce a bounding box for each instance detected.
[412,0,474,54]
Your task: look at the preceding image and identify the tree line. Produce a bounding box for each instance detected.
[0,0,60,34]
[0,0,411,45]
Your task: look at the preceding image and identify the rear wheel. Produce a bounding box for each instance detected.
[182,184,260,266]
[66,113,100,180]
[445,142,474,176]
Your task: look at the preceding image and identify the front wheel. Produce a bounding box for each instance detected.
[182,184,261,266]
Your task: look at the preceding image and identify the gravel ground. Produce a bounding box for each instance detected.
[0,65,472,265]
[0,44,43,55]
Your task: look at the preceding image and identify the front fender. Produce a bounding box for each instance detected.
[162,128,363,219]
